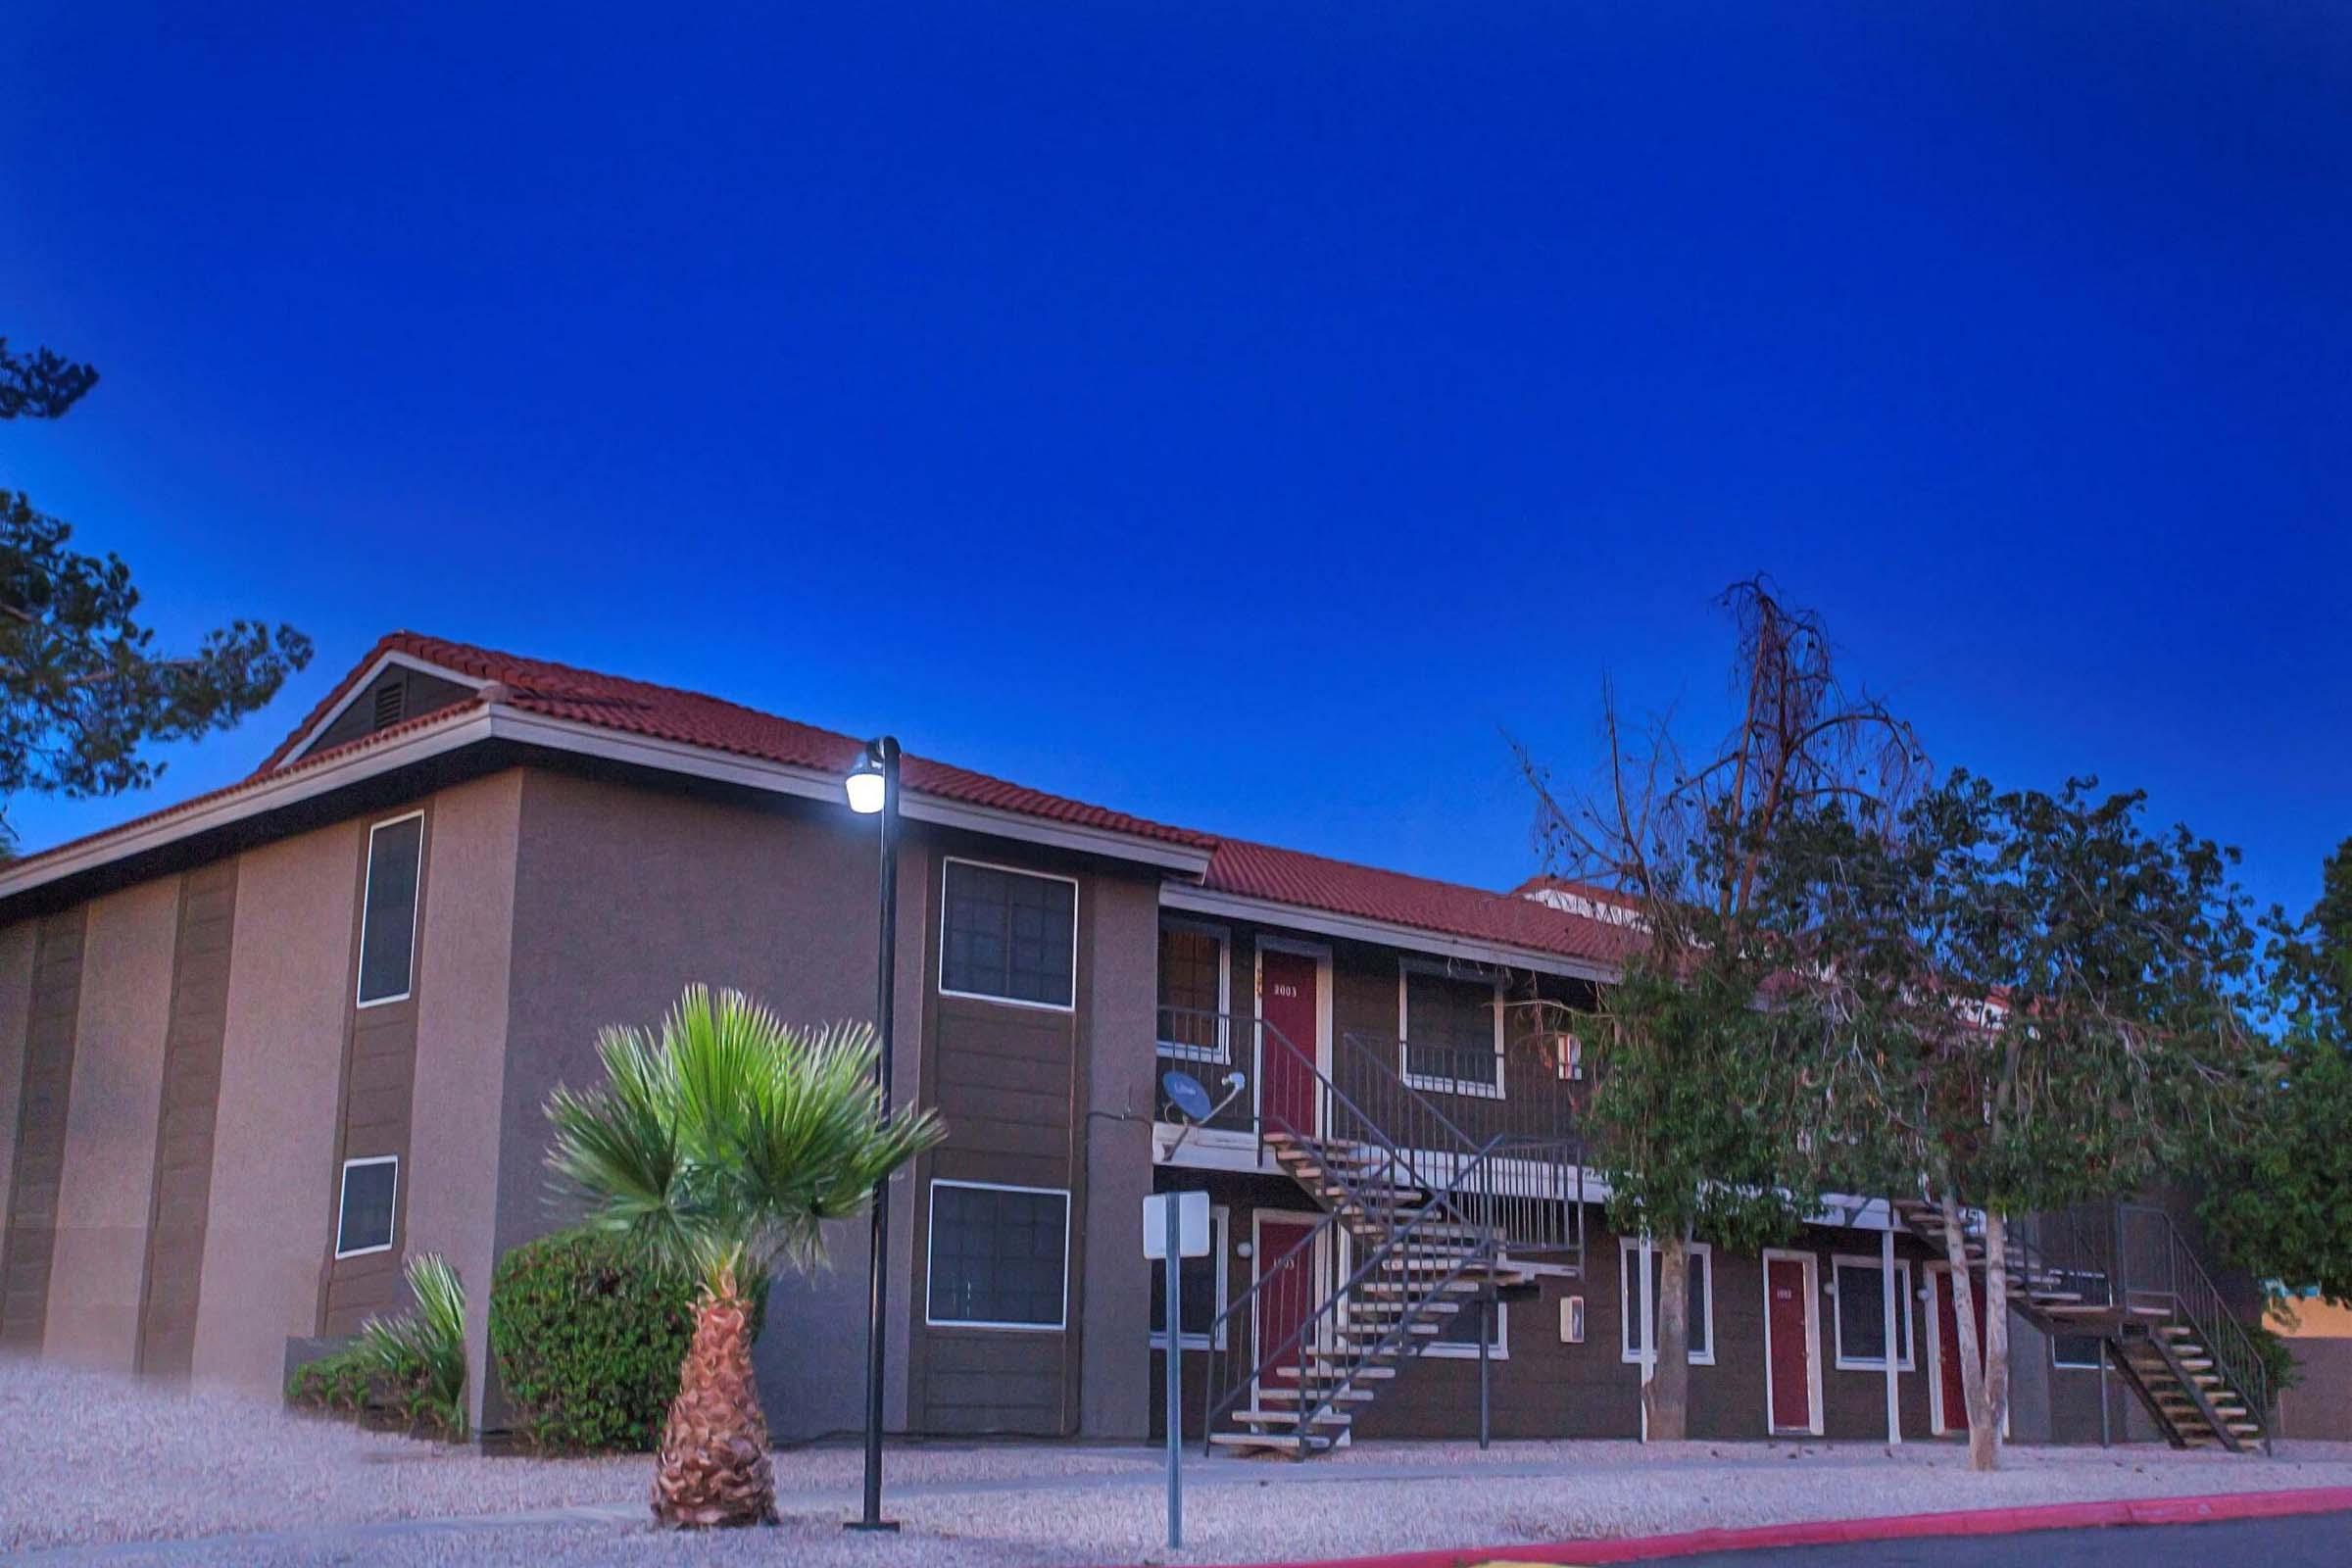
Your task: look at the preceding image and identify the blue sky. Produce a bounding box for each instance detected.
[4,4,2346,920]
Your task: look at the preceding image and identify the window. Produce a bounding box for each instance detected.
[926,1181,1069,1330]
[1156,922,1229,1062]
[1424,1292,1509,1360]
[335,1156,399,1258]
[2052,1335,2105,1370]
[356,813,424,1005]
[1150,1203,1229,1349]
[1398,963,1503,1098]
[1832,1255,1915,1370]
[939,859,1077,1009]
[1619,1238,1714,1364]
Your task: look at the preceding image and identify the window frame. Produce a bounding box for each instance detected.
[355,810,425,1008]
[1155,918,1232,1065]
[1423,1293,1510,1361]
[1396,958,1506,1101]
[1149,1201,1231,1350]
[1619,1237,1716,1366]
[2050,1334,2106,1371]
[923,1178,1072,1333]
[936,857,1081,1013]
[1830,1253,1916,1371]
[333,1154,400,1259]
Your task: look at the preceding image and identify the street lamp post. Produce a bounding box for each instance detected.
[845,735,901,1534]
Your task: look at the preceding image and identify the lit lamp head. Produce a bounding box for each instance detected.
[845,745,888,815]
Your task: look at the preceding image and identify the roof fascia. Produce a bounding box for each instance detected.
[1158,881,1619,982]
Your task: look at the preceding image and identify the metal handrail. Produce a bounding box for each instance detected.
[2120,1202,2272,1452]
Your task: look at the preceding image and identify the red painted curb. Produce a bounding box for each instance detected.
[1171,1486,2352,1568]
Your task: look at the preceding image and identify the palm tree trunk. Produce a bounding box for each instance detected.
[653,1272,776,1528]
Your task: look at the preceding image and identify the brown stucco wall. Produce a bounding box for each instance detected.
[405,770,522,1432]
[1078,870,1158,1441]
[43,878,179,1370]
[0,922,36,1261]
[501,768,916,1440]
[191,820,362,1392]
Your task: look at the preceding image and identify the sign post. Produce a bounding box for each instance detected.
[1145,1191,1211,1551]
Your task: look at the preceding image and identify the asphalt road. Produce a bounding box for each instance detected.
[1655,1513,2352,1566]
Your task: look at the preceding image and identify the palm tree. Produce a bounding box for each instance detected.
[545,985,943,1528]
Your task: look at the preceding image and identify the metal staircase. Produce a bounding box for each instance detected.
[1890,1198,2270,1452]
[1187,1015,1582,1456]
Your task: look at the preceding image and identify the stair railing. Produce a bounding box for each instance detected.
[2119,1202,2271,1453]
[1200,1139,1508,1455]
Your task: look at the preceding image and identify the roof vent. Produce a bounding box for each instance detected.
[371,677,407,732]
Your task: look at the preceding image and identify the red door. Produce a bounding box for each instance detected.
[1934,1268,1986,1432]
[1766,1256,1814,1432]
[1258,948,1321,1141]
[1254,1212,1322,1391]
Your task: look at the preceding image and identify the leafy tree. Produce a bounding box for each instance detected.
[0,338,310,848]
[1517,580,1922,1439]
[2202,837,2352,1310]
[544,985,943,1529]
[1786,773,2263,1470]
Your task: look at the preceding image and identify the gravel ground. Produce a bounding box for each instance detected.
[5,1358,2350,1566]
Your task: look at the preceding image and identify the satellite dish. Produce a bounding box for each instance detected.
[1161,1070,1213,1122]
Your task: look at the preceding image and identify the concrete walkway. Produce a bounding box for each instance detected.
[9,1360,2352,1566]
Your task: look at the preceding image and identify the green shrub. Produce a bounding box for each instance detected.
[287,1252,470,1441]
[489,1227,768,1453]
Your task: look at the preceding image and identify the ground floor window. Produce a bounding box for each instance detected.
[334,1155,398,1258]
[1831,1254,1915,1370]
[926,1180,1070,1330]
[2051,1334,2105,1370]
[1619,1238,1714,1365]
[1150,1203,1229,1349]
[1423,1292,1508,1360]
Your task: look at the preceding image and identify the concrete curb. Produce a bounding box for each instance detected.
[1183,1486,2352,1567]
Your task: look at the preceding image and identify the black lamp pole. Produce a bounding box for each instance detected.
[850,735,902,1534]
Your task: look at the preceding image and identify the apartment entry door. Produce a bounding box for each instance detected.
[1253,1210,1324,1396]
[1763,1250,1820,1434]
[1930,1264,1987,1436]
[1257,945,1323,1141]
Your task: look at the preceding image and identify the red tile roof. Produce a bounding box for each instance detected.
[1199,839,1642,968]
[265,633,1215,852]
[12,633,1636,968]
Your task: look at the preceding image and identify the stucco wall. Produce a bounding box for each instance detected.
[43,879,179,1369]
[191,820,363,1391]
[1078,870,1157,1441]
[0,922,36,1243]
[405,770,523,1432]
[502,770,919,1439]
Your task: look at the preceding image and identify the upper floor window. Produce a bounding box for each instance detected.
[1398,962,1503,1098]
[939,858,1077,1009]
[357,812,424,1005]
[334,1155,399,1258]
[1156,921,1229,1062]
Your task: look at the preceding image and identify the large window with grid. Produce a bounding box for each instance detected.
[925,1181,1070,1330]
[1398,963,1503,1097]
[1156,922,1229,1061]
[939,859,1077,1009]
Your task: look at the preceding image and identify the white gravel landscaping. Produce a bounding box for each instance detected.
[4,1358,2349,1566]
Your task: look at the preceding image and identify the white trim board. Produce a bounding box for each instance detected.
[275,652,493,766]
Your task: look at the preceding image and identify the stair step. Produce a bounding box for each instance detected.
[1230,1407,1352,1428]
[1275,1362,1396,1381]
[1209,1432,1338,1453]
[1254,1384,1376,1404]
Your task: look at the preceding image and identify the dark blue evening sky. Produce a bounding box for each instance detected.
[5,4,2346,919]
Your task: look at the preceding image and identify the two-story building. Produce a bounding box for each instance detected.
[0,634,2263,1451]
